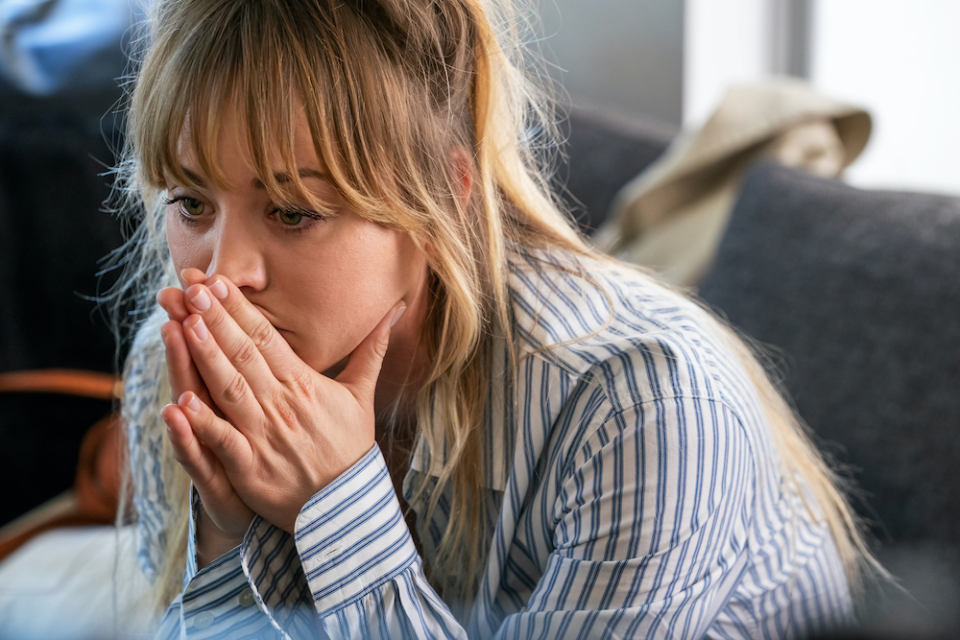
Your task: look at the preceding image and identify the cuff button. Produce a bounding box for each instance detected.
[193,611,214,630]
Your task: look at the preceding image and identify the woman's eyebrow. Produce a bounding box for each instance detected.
[253,168,326,189]
[177,166,206,187]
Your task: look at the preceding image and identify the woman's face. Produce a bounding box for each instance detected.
[164,105,431,391]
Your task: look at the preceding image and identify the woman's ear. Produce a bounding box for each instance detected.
[450,146,474,210]
[419,146,473,261]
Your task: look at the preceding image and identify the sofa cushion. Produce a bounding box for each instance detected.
[699,162,960,550]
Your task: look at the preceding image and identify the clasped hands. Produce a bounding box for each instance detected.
[158,269,405,564]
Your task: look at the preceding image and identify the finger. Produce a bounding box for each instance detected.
[161,320,212,406]
[163,398,252,541]
[157,288,189,323]
[180,268,208,288]
[182,282,281,396]
[199,275,304,381]
[160,269,208,322]
[175,389,253,473]
[161,401,221,485]
[337,303,406,407]
[182,313,266,430]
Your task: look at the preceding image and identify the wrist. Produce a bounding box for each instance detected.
[196,502,246,569]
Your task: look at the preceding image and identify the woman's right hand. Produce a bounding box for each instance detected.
[158,275,255,568]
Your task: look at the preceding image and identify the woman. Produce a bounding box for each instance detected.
[115,0,876,637]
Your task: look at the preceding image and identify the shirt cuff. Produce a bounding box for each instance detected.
[179,545,280,638]
[183,487,278,638]
[240,517,318,638]
[294,444,421,616]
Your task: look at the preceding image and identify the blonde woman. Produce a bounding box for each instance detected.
[116,0,876,638]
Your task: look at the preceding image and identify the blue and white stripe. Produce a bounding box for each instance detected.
[129,249,855,639]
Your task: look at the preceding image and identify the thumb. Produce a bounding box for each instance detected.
[336,302,406,405]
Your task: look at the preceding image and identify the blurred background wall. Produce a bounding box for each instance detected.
[536,0,960,196]
[536,0,684,126]
[809,0,960,196]
[3,0,957,195]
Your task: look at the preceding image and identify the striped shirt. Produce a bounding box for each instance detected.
[126,249,855,639]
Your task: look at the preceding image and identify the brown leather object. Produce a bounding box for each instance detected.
[0,370,123,564]
[0,369,120,399]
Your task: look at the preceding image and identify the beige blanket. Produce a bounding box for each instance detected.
[594,78,871,286]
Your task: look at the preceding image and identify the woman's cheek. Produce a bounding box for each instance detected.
[165,215,209,279]
[165,214,188,270]
[295,305,381,374]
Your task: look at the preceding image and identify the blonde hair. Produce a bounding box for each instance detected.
[112,0,880,616]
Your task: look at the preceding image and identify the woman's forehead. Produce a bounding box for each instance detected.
[168,99,328,188]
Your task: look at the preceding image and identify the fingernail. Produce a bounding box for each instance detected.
[186,316,209,341]
[159,325,168,345]
[161,405,175,430]
[180,392,201,413]
[391,304,407,327]
[209,279,228,300]
[189,288,211,311]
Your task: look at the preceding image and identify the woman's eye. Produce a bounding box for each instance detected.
[181,198,205,216]
[166,196,205,216]
[278,209,304,226]
[164,195,206,220]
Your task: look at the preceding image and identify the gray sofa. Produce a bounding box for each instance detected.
[697,162,960,636]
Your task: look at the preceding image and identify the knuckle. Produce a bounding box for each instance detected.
[211,428,236,458]
[203,303,228,331]
[232,338,259,368]
[373,335,390,360]
[272,399,299,430]
[220,372,248,405]
[249,320,275,350]
[288,370,315,398]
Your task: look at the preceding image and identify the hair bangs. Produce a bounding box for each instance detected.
[132,0,240,192]
[133,1,343,219]
[231,5,342,217]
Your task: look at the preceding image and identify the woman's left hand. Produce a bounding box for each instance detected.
[171,269,405,534]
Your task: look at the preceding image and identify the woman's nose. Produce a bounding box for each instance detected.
[207,216,267,291]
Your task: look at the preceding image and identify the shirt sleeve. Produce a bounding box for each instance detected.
[155,446,467,640]
[284,444,466,639]
[153,492,276,639]
[123,310,176,585]
[491,396,757,639]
